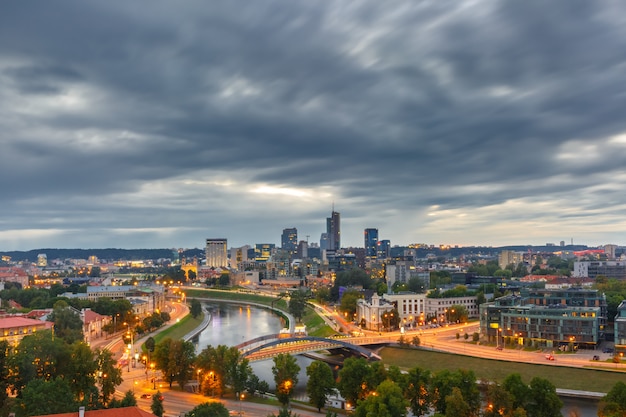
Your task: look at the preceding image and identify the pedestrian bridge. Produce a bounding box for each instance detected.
[236,333,395,363]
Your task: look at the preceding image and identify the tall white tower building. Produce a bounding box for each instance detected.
[205,238,228,268]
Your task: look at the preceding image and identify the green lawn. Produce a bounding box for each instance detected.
[381,346,625,393]
[151,313,204,345]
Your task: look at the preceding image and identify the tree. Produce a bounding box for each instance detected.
[187,401,229,417]
[49,301,84,344]
[0,341,10,412]
[288,290,307,323]
[339,289,362,317]
[484,383,515,417]
[407,277,427,293]
[145,336,156,359]
[190,298,203,319]
[20,377,78,416]
[306,361,335,412]
[337,357,371,406]
[503,373,531,411]
[599,381,626,417]
[267,409,301,417]
[354,380,407,417]
[404,367,431,417]
[95,348,123,405]
[195,344,231,397]
[314,287,331,304]
[154,338,196,389]
[66,342,98,402]
[8,330,71,397]
[151,391,165,417]
[526,377,562,417]
[109,390,138,408]
[272,353,300,406]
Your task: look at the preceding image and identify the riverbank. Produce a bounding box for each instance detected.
[184,287,337,337]
[381,346,616,394]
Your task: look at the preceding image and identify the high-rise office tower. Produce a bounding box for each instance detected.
[326,210,340,251]
[206,238,228,268]
[281,228,298,252]
[364,228,378,259]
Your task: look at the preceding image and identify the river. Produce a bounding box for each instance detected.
[194,301,599,415]
[195,301,314,395]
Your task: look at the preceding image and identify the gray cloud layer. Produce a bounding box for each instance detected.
[1,0,626,250]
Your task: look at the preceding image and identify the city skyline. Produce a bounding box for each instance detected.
[2,2,626,251]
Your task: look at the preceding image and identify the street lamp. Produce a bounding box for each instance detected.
[239,392,245,416]
[150,363,156,390]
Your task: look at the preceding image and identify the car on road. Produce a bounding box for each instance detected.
[140,394,152,399]
[545,354,555,361]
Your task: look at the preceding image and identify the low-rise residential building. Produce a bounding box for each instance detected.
[82,308,110,346]
[0,266,29,288]
[0,316,53,345]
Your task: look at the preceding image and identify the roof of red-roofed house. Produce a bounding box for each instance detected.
[0,316,53,329]
[83,309,108,324]
[33,406,157,417]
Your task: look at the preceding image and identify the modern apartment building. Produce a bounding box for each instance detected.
[205,238,228,268]
[479,288,607,349]
[573,261,626,279]
[281,228,298,252]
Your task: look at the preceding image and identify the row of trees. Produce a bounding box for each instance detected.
[332,357,565,417]
[0,332,124,416]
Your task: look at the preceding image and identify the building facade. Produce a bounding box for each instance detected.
[480,288,607,349]
[573,261,626,279]
[364,228,378,259]
[205,238,228,268]
[327,211,340,251]
[498,250,524,269]
[281,228,298,252]
[0,317,54,346]
[356,294,395,331]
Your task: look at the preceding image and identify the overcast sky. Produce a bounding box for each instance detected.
[1,1,626,251]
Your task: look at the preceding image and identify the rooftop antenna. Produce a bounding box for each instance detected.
[306,235,310,243]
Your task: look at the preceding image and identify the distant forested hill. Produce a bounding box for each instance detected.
[0,248,203,263]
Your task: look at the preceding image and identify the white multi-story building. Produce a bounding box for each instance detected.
[425,295,480,323]
[382,292,427,327]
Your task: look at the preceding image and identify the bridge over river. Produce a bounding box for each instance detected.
[236,333,397,362]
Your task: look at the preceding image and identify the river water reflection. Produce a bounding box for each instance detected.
[195,301,313,393]
[195,301,599,415]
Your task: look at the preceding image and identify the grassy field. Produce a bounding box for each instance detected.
[152,313,205,345]
[381,346,625,393]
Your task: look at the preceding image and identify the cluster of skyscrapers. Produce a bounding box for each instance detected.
[203,209,394,277]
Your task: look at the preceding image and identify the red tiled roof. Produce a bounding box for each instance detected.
[0,316,53,329]
[83,309,108,324]
[33,406,157,417]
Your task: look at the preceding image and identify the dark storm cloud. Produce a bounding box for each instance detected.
[1,0,626,249]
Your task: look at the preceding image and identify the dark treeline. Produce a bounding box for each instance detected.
[0,248,204,263]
